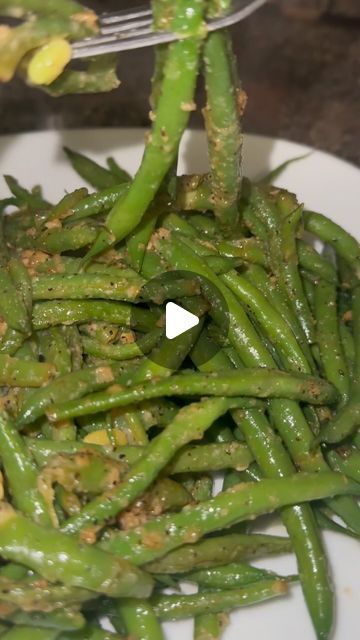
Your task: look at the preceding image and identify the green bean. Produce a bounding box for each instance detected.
[189,475,213,503]
[138,477,191,517]
[297,241,337,284]
[151,579,289,621]
[79,321,122,344]
[3,217,35,251]
[37,327,72,375]
[64,148,120,190]
[316,508,360,540]
[8,258,32,317]
[145,533,292,574]
[242,204,268,242]
[150,5,170,103]
[141,246,167,279]
[88,0,206,259]
[112,406,149,446]
[16,363,125,427]
[0,354,54,388]
[3,176,50,211]
[0,266,30,335]
[327,446,360,484]
[126,200,162,272]
[170,441,253,474]
[106,157,131,184]
[316,399,360,444]
[188,213,218,237]
[69,185,129,222]
[243,263,314,368]
[44,54,120,97]
[32,299,155,332]
[26,439,252,477]
[0,610,84,632]
[46,369,336,423]
[61,397,250,534]
[259,153,310,185]
[34,224,98,254]
[0,576,94,610]
[0,329,25,356]
[125,398,179,431]
[221,270,311,373]
[101,472,357,565]
[302,274,316,313]
[203,30,241,229]
[1,627,59,640]
[64,325,83,371]
[217,238,268,267]
[0,563,29,581]
[339,322,355,380]
[0,412,51,525]
[314,280,349,403]
[184,562,280,589]
[194,607,222,640]
[279,204,315,342]
[304,211,360,277]
[81,328,162,361]
[337,256,353,315]
[175,174,213,212]
[32,271,199,304]
[253,190,315,342]
[204,254,242,274]
[31,272,144,302]
[125,320,203,382]
[0,502,153,598]
[45,188,88,222]
[117,599,164,640]
[162,214,200,241]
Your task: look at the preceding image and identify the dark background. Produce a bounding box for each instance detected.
[1,1,359,165]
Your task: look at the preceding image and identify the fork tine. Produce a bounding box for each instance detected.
[72,0,269,59]
[72,26,154,51]
[100,17,153,37]
[72,31,175,59]
[99,6,152,26]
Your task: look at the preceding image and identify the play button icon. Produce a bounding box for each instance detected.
[165,302,199,340]
[130,269,229,369]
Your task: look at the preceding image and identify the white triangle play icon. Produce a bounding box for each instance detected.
[165,302,199,340]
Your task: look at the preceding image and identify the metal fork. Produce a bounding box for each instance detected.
[72,0,268,59]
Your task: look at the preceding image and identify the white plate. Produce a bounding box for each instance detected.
[0,129,359,640]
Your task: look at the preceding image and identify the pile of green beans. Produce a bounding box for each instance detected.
[0,1,359,639]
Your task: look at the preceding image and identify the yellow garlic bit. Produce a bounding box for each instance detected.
[83,429,128,447]
[27,38,71,86]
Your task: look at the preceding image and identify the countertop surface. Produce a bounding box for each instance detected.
[1,1,359,166]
